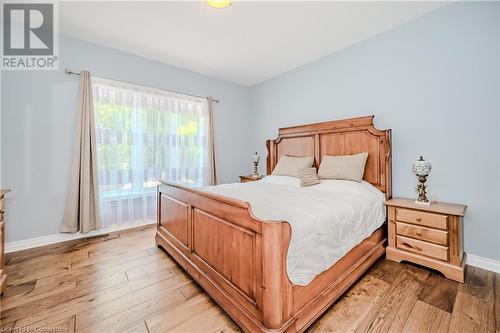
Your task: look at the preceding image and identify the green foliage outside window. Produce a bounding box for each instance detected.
[95,100,206,196]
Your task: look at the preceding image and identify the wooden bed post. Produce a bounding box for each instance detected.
[261,222,289,330]
[266,139,276,175]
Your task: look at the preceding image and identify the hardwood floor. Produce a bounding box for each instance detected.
[0,226,498,333]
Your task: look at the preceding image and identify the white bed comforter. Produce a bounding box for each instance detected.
[201,175,386,285]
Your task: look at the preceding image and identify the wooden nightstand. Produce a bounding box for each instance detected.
[386,198,467,283]
[239,175,264,183]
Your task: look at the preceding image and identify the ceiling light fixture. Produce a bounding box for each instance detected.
[207,0,232,9]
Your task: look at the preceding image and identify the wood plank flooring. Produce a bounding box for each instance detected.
[0,226,498,333]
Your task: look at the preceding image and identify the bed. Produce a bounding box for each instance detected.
[156,115,392,332]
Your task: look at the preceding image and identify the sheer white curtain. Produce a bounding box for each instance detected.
[92,77,214,227]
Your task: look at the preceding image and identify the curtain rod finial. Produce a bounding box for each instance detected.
[65,68,80,75]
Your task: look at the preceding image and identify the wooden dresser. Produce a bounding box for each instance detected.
[0,189,10,294]
[239,175,264,183]
[386,198,467,283]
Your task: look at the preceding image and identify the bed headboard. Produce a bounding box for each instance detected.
[266,115,392,198]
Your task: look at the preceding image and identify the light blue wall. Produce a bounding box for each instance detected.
[249,2,500,260]
[1,35,251,242]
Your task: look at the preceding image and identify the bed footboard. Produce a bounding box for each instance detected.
[156,181,294,332]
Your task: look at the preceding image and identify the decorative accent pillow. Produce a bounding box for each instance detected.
[272,155,314,178]
[318,152,369,182]
[298,168,320,187]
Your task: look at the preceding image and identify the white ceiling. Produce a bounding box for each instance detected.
[60,1,447,87]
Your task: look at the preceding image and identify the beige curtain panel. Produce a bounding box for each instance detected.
[61,71,101,233]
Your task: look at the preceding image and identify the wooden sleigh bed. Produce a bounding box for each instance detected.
[156,115,392,332]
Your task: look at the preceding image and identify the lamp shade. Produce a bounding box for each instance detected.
[253,152,260,163]
[412,156,432,176]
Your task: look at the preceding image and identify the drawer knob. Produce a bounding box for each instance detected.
[416,217,422,222]
[416,246,422,251]
[415,232,423,236]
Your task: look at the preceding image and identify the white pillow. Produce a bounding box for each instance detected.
[318,152,369,182]
[271,155,314,178]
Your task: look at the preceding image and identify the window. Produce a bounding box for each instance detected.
[93,77,214,226]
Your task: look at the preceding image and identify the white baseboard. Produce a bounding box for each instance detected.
[5,220,156,253]
[466,253,500,273]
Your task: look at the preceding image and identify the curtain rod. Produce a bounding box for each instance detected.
[64,68,220,103]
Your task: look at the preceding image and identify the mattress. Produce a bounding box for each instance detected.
[201,175,386,285]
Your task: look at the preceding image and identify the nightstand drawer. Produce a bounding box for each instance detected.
[396,235,448,261]
[396,222,448,245]
[395,208,448,230]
